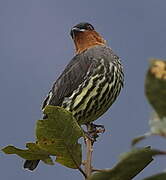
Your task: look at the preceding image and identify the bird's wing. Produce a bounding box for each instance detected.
[42,52,95,110]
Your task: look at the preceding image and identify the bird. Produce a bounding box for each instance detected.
[24,22,124,171]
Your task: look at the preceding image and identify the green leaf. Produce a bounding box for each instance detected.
[36,105,84,169]
[132,59,166,145]
[2,106,83,169]
[89,147,166,180]
[145,59,166,119]
[2,143,54,165]
[143,173,166,180]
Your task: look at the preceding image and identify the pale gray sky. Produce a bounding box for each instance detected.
[1,0,166,179]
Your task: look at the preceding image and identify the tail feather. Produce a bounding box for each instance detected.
[24,160,40,171]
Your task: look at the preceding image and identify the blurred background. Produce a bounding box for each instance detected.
[1,0,166,179]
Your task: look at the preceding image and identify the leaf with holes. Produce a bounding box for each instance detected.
[36,105,84,169]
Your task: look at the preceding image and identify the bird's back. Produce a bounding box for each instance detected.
[42,45,124,124]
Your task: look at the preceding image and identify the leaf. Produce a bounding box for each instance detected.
[132,59,166,145]
[89,147,166,180]
[2,143,54,165]
[145,59,166,119]
[2,106,83,169]
[36,105,84,169]
[143,173,166,180]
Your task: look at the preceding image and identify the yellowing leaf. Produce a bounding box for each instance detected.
[145,59,166,119]
[133,60,166,145]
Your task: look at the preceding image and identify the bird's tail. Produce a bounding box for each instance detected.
[24,160,40,171]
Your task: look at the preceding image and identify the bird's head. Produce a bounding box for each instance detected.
[70,22,106,54]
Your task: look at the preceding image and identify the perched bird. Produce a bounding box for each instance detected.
[24,22,124,170]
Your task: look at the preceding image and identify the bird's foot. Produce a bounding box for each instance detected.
[83,131,96,143]
[88,123,105,134]
[84,123,105,143]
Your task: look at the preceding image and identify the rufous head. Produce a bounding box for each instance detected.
[70,22,106,54]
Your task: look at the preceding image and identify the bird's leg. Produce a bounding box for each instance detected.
[83,131,96,143]
[83,123,105,177]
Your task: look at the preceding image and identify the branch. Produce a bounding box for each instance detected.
[84,124,94,179]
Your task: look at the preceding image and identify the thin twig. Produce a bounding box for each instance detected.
[92,168,109,172]
[84,124,93,179]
